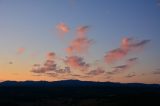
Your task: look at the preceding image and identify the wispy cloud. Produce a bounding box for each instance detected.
[56,22,69,37]
[77,25,89,37]
[125,72,136,78]
[112,65,129,73]
[69,74,90,78]
[87,67,105,76]
[45,73,58,77]
[115,57,137,70]
[109,57,138,74]
[130,40,150,48]
[153,69,160,74]
[104,37,150,63]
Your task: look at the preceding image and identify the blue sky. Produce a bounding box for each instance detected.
[0,0,160,83]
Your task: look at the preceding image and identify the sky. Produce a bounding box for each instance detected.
[0,0,160,84]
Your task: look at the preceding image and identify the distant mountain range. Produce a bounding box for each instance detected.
[0,79,160,105]
[0,80,160,88]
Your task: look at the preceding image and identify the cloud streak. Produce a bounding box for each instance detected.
[77,25,89,37]
[125,73,136,78]
[105,48,128,63]
[87,67,105,76]
[109,57,138,74]
[153,69,160,74]
[105,37,150,63]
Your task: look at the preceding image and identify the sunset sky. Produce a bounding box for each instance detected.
[0,0,160,83]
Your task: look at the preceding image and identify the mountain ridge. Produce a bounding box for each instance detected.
[0,79,160,88]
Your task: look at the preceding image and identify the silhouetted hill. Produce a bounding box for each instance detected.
[0,79,159,88]
[0,80,160,106]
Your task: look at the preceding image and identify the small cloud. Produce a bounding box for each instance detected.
[112,64,128,73]
[56,22,69,37]
[77,25,89,37]
[64,67,71,73]
[43,60,57,71]
[130,40,150,48]
[87,67,105,76]
[31,64,46,74]
[45,73,58,77]
[121,37,133,50]
[17,47,25,55]
[153,69,160,74]
[55,67,71,73]
[106,71,116,75]
[9,61,13,64]
[110,57,138,74]
[141,73,146,76]
[46,52,56,60]
[64,56,89,71]
[125,73,136,78]
[127,57,138,65]
[127,57,138,62]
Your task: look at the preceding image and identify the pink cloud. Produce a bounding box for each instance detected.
[46,52,56,60]
[64,56,89,71]
[77,26,89,37]
[66,37,93,55]
[17,47,25,54]
[31,60,70,74]
[104,48,128,63]
[56,22,69,37]
[104,37,150,63]
[31,52,70,75]
[66,25,93,55]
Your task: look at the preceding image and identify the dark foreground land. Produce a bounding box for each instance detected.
[0,80,160,106]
